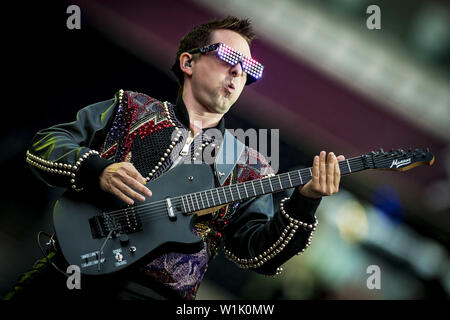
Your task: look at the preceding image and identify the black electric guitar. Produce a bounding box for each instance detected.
[52,148,434,276]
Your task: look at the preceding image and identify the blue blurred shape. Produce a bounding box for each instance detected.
[371,184,404,224]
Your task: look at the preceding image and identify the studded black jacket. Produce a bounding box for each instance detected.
[26,90,321,299]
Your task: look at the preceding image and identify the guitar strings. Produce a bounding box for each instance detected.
[107,153,400,226]
[104,156,371,227]
[105,151,413,221]
[122,152,412,225]
[106,156,368,226]
[128,153,408,225]
[105,156,365,221]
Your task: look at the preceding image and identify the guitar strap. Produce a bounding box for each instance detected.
[214,129,245,186]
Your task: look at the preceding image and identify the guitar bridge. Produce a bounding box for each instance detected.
[89,209,143,239]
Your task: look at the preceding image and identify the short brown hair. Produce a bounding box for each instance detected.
[171,16,256,86]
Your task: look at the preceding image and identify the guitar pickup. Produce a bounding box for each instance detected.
[89,211,143,239]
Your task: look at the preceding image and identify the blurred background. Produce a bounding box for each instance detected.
[1,0,448,299]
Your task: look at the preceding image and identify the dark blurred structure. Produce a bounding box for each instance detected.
[1,0,448,299]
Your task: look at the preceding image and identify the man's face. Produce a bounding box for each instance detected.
[189,29,251,114]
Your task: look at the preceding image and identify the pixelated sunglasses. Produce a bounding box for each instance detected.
[188,42,264,85]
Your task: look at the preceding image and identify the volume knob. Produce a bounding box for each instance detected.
[119,234,129,246]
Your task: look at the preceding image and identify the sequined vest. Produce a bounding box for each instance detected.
[97,90,238,299]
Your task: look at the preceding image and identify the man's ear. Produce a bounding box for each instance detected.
[180,53,194,76]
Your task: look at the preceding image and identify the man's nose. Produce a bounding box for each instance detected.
[230,62,244,78]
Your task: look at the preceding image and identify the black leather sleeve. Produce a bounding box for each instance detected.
[223,189,320,275]
[222,146,322,276]
[25,97,117,192]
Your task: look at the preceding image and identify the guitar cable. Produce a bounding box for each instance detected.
[37,231,69,278]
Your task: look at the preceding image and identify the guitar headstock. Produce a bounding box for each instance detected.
[365,148,435,171]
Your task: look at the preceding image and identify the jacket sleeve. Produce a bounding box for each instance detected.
[25,95,118,192]
[222,150,321,276]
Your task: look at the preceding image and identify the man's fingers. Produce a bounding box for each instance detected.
[334,158,341,191]
[124,163,147,184]
[319,151,326,189]
[311,155,320,184]
[100,162,152,204]
[115,179,146,203]
[122,174,152,198]
[299,151,345,199]
[335,155,344,191]
[326,152,335,194]
[111,185,134,206]
[120,163,152,197]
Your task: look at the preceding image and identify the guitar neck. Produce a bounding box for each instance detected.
[177,156,367,214]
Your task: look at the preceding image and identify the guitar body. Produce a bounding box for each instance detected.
[53,163,215,276]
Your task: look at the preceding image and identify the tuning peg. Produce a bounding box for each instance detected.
[378,148,386,156]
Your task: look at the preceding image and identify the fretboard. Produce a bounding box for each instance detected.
[177,156,366,214]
